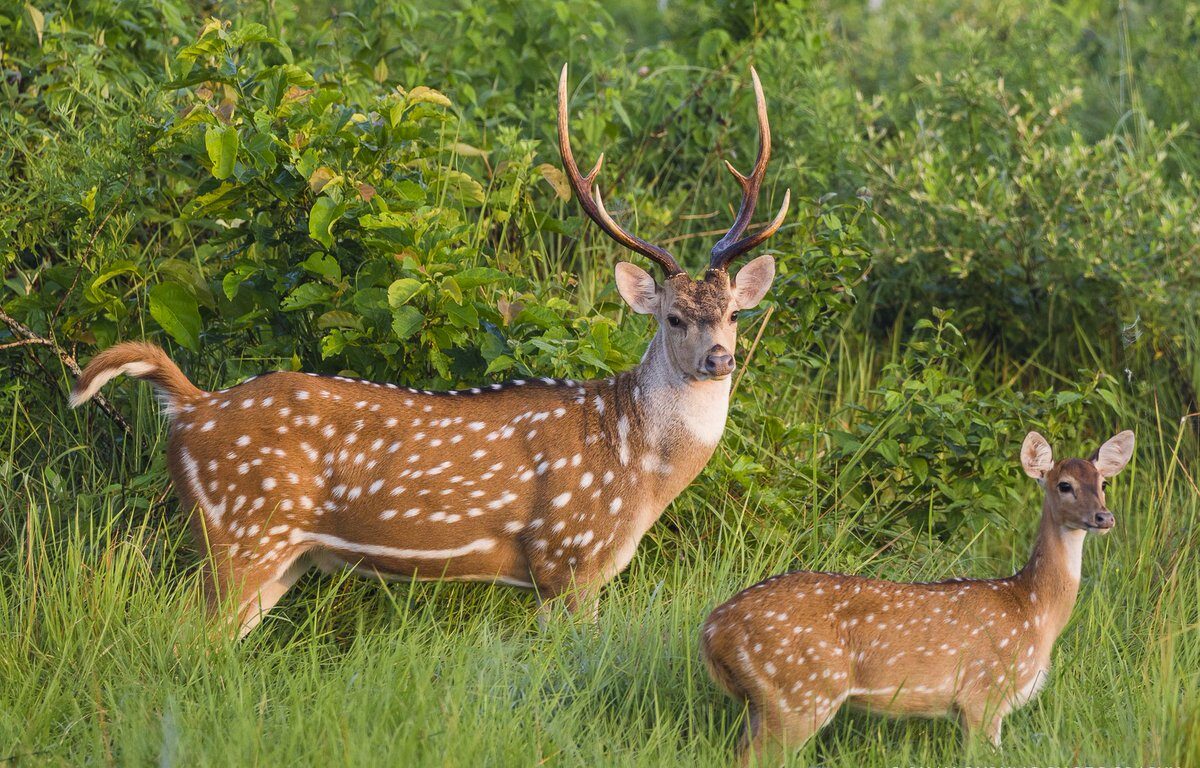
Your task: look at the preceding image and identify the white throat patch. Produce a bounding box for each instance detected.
[1060,527,1087,582]
[677,377,731,445]
[635,335,732,447]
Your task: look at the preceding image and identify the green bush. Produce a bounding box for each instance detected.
[861,74,1200,351]
[825,310,1123,537]
[1,0,1195,544]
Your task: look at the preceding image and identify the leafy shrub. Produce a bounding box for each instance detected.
[861,73,1200,352]
[1,0,1194,547]
[825,310,1124,537]
[4,14,646,389]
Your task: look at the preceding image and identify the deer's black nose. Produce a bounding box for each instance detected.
[1093,511,1115,529]
[703,346,735,377]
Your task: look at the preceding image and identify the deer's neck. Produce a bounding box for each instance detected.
[1015,503,1086,637]
[614,332,731,497]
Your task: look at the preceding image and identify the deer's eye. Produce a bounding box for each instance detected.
[1102,480,1109,491]
[1057,482,1073,494]
[730,310,740,322]
[667,315,683,328]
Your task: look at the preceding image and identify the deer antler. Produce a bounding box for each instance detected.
[557,65,686,278]
[709,68,790,272]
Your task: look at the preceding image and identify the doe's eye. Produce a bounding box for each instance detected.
[1102,480,1110,490]
[1057,482,1073,494]
[730,311,740,322]
[667,315,683,328]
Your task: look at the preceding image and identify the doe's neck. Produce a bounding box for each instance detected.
[1015,499,1087,636]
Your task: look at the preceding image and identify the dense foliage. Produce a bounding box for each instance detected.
[2,0,1197,540]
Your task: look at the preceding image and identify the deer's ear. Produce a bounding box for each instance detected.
[1021,431,1054,480]
[732,254,775,310]
[1092,430,1135,478]
[615,262,659,315]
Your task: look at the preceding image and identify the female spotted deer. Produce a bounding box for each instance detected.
[70,65,790,637]
[701,430,1135,763]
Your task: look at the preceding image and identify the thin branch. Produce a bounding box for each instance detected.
[51,172,135,328]
[0,338,53,351]
[731,303,774,398]
[0,306,131,435]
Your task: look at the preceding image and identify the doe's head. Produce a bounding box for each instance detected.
[1021,430,1135,534]
[558,64,786,382]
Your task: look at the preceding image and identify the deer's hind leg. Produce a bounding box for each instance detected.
[233,550,311,637]
[738,647,850,765]
[193,513,312,638]
[740,693,844,767]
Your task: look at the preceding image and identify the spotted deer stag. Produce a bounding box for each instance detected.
[69,65,790,637]
[701,430,1135,763]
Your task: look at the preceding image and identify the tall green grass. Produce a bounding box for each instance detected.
[1,319,1195,766]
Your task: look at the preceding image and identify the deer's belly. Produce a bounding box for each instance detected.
[847,686,956,718]
[297,528,531,587]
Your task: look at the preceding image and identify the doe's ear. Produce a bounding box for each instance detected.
[1092,430,1135,478]
[615,262,659,315]
[1021,431,1054,480]
[732,254,776,310]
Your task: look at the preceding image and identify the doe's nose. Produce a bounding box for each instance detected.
[1093,511,1115,529]
[703,346,735,377]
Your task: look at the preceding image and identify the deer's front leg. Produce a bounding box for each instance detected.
[528,554,604,628]
[958,701,1004,748]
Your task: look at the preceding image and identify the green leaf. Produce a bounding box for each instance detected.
[25,4,44,46]
[80,186,97,216]
[484,355,516,376]
[440,170,485,206]
[222,264,257,300]
[308,197,342,248]
[440,276,462,303]
[391,306,424,339]
[444,300,478,327]
[299,252,341,282]
[317,310,363,331]
[158,259,215,309]
[387,278,425,307]
[453,267,505,289]
[257,64,314,87]
[205,124,239,180]
[148,283,201,351]
[234,22,284,50]
[281,283,334,311]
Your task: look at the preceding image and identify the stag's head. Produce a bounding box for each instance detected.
[558,66,789,382]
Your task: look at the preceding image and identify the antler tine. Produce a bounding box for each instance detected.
[557,65,685,277]
[709,67,789,271]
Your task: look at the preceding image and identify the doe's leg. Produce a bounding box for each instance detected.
[740,699,839,767]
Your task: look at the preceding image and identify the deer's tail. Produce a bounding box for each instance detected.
[70,342,204,408]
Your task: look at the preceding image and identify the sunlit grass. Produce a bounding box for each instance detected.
[1,340,1195,766]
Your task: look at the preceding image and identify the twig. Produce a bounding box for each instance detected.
[659,219,782,247]
[731,303,774,398]
[0,338,53,351]
[51,175,134,328]
[0,305,131,435]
